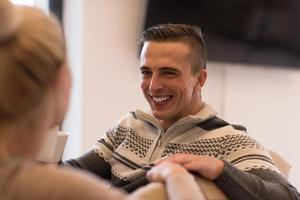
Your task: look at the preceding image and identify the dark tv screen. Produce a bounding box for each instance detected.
[144,0,300,67]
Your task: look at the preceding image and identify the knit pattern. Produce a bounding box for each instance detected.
[162,134,263,158]
[93,105,278,187]
[107,126,154,158]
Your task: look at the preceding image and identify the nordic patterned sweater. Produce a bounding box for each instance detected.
[64,104,300,199]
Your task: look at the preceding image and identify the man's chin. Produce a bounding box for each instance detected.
[151,110,169,121]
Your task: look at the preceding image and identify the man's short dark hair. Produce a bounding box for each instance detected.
[140,24,207,73]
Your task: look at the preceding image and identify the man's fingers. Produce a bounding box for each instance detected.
[153,155,170,165]
[147,161,190,183]
[147,166,164,182]
[183,158,225,180]
[154,153,190,165]
[167,153,202,164]
[183,162,202,173]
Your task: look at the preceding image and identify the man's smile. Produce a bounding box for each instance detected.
[150,95,173,104]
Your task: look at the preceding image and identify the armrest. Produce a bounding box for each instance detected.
[195,176,228,200]
[129,175,228,200]
[268,149,291,179]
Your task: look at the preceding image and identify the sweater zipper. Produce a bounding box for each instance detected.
[149,130,164,161]
[135,111,166,161]
[158,133,163,146]
[148,121,187,161]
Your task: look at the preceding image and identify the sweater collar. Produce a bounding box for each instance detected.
[135,103,218,131]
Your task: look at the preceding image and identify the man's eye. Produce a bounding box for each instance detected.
[163,71,177,76]
[141,70,151,77]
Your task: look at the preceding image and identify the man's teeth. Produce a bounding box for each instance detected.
[152,96,171,103]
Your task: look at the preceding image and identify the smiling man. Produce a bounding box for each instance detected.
[140,40,206,130]
[64,24,300,199]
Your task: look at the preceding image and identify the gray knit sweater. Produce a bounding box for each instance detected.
[65,104,300,199]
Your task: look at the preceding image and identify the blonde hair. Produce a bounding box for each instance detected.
[0,0,65,121]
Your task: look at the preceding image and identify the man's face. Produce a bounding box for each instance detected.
[140,41,206,128]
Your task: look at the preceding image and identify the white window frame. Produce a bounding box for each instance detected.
[10,0,49,12]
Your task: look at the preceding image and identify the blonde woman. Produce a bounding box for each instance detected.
[0,0,129,199]
[0,1,206,200]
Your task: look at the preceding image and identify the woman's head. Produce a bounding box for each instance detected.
[0,0,71,159]
[0,0,70,125]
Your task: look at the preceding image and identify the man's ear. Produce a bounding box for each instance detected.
[195,69,207,90]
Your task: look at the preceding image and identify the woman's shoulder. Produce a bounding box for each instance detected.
[0,158,126,200]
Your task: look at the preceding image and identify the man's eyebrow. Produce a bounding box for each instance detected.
[139,66,180,73]
[140,66,150,70]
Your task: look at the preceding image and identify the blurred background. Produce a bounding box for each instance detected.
[11,0,300,190]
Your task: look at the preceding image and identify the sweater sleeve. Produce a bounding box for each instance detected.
[214,161,300,200]
[62,150,112,180]
[62,126,121,180]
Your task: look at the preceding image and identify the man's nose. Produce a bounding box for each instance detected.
[149,75,163,91]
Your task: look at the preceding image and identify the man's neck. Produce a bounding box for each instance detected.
[160,102,205,131]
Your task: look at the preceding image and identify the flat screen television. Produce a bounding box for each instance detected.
[143,0,300,68]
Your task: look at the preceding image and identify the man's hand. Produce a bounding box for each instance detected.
[147,161,190,182]
[155,154,225,180]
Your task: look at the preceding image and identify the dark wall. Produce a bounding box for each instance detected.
[144,0,300,67]
[49,0,63,23]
